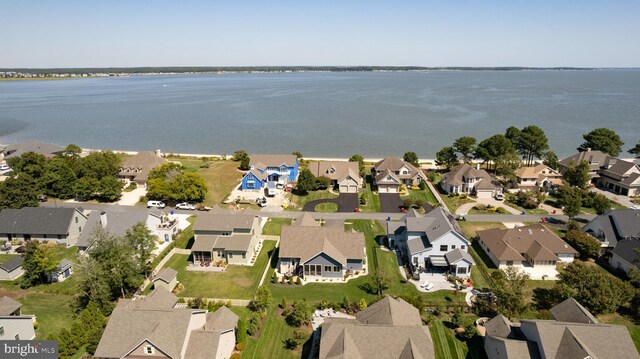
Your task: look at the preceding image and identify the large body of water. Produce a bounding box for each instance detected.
[0,70,638,158]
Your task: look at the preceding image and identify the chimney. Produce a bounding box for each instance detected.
[155,149,162,158]
[100,211,107,228]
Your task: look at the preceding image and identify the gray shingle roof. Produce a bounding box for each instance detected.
[445,249,475,265]
[193,213,255,232]
[550,298,598,324]
[204,306,238,332]
[610,238,640,269]
[583,209,640,248]
[77,210,149,248]
[0,207,82,236]
[442,163,496,189]
[0,256,23,272]
[404,207,465,255]
[191,233,254,252]
[154,268,177,284]
[559,149,610,172]
[1,140,64,159]
[249,154,297,169]
[374,157,426,181]
[0,296,22,315]
[117,287,179,310]
[57,258,73,272]
[355,296,422,326]
[279,226,364,265]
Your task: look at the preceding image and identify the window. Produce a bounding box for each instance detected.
[461,245,466,250]
[242,253,246,259]
[57,235,62,240]
[228,253,233,258]
[79,227,82,233]
[145,346,154,355]
[413,257,418,265]
[451,245,456,249]
[506,260,514,266]
[75,217,78,223]
[217,251,223,257]
[334,266,340,272]
[324,266,332,272]
[440,245,448,252]
[164,234,170,242]
[457,267,467,274]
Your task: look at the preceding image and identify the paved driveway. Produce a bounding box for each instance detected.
[379,193,404,213]
[303,193,359,213]
[591,187,635,208]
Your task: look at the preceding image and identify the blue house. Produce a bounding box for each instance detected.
[240,154,299,191]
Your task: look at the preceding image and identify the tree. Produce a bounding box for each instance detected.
[504,126,522,145]
[97,176,123,202]
[286,300,313,327]
[349,154,365,176]
[7,151,47,180]
[20,242,59,287]
[169,173,208,202]
[562,160,590,189]
[474,134,516,171]
[435,146,458,169]
[515,126,549,166]
[591,193,611,215]
[558,261,634,315]
[57,328,78,359]
[491,266,529,318]
[373,265,392,297]
[403,152,419,167]
[63,144,82,157]
[78,301,107,354]
[543,150,559,170]
[358,298,368,311]
[233,150,250,170]
[249,286,272,313]
[557,185,582,219]
[77,151,120,179]
[43,158,77,199]
[315,176,331,190]
[453,136,476,162]
[494,152,521,179]
[124,222,158,277]
[292,151,303,159]
[629,141,640,157]
[237,320,248,345]
[149,162,182,181]
[73,176,99,200]
[295,168,316,195]
[0,174,39,209]
[579,128,624,157]
[564,230,600,260]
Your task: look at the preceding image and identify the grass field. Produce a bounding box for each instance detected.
[358,174,381,213]
[505,201,548,215]
[163,240,276,299]
[430,321,467,359]
[287,190,338,210]
[315,202,338,212]
[262,218,292,236]
[458,222,506,240]
[402,187,439,206]
[19,293,76,339]
[241,306,312,359]
[174,159,244,206]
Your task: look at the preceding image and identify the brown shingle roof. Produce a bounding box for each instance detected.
[0,296,22,315]
[293,212,320,227]
[204,306,238,332]
[442,163,495,188]
[118,151,168,182]
[118,287,178,310]
[355,296,422,326]
[559,149,610,172]
[477,224,577,262]
[308,161,361,182]
[279,226,364,264]
[374,157,426,180]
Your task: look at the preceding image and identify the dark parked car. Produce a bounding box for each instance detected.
[37,195,48,202]
[14,245,26,254]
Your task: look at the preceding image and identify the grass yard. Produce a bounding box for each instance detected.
[458,222,506,240]
[287,190,338,210]
[163,240,276,299]
[430,321,467,359]
[358,174,381,213]
[315,202,338,212]
[19,293,76,339]
[0,253,19,265]
[505,201,548,215]
[402,187,439,206]
[262,218,292,236]
[441,194,474,213]
[174,159,244,205]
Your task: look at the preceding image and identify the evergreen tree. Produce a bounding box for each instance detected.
[579,128,624,157]
[403,152,419,167]
[435,146,458,169]
[453,136,476,162]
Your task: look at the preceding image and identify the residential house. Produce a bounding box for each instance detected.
[240,154,299,191]
[77,208,179,251]
[0,296,22,316]
[0,207,87,246]
[476,224,577,279]
[0,296,35,341]
[0,256,23,281]
[0,140,64,159]
[387,207,474,276]
[191,213,260,266]
[153,267,178,292]
[598,157,640,196]
[583,209,640,253]
[319,296,435,359]
[483,298,639,359]
[95,288,238,359]
[117,150,168,188]
[48,258,73,283]
[278,214,365,280]
[514,164,563,190]
[558,148,610,184]
[373,156,427,193]
[308,161,362,193]
[440,163,502,198]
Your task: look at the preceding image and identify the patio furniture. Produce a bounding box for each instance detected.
[424,283,434,290]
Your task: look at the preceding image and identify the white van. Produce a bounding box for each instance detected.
[147,200,166,209]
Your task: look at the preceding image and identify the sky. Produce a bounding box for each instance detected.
[2,0,639,68]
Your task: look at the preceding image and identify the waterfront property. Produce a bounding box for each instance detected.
[0,140,64,160]
[583,209,640,275]
[0,207,87,247]
[95,288,238,359]
[440,163,502,198]
[476,224,577,279]
[191,213,260,266]
[558,148,610,184]
[319,296,435,359]
[240,154,299,191]
[278,214,366,281]
[117,150,168,188]
[514,164,563,190]
[308,160,362,193]
[373,156,426,193]
[387,207,474,276]
[483,298,638,359]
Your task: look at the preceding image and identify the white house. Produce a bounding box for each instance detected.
[0,315,36,341]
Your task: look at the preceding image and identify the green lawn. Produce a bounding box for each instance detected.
[163,240,276,299]
[0,253,19,265]
[19,293,76,339]
[440,194,474,213]
[430,321,467,359]
[505,202,548,215]
[315,202,338,212]
[174,159,245,206]
[262,218,292,236]
[402,187,439,206]
[467,207,509,215]
[287,190,338,210]
[358,174,381,213]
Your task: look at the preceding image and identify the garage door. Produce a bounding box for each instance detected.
[349,185,358,193]
[340,185,348,192]
[476,190,493,198]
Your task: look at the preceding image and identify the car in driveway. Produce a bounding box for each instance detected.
[175,202,196,210]
[147,200,166,209]
[0,164,11,174]
[494,193,504,201]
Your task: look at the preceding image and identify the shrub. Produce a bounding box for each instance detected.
[235,342,246,351]
[495,207,508,214]
[564,230,600,260]
[230,354,241,359]
[403,198,414,208]
[360,194,367,205]
[296,277,302,285]
[566,221,580,231]
[33,321,39,330]
[358,298,368,311]
[420,180,428,190]
[237,320,247,344]
[341,296,351,309]
[283,338,299,350]
[286,301,313,327]
[271,271,278,283]
[288,277,294,285]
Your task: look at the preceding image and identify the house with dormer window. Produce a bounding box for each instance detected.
[440,163,502,198]
[373,156,426,193]
[191,213,260,266]
[308,161,361,193]
[240,154,299,191]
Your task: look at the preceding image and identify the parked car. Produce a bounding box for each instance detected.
[196,204,212,211]
[494,193,504,201]
[37,195,48,202]
[0,164,11,172]
[256,197,267,207]
[147,200,166,209]
[631,205,640,210]
[175,202,196,210]
[14,246,26,254]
